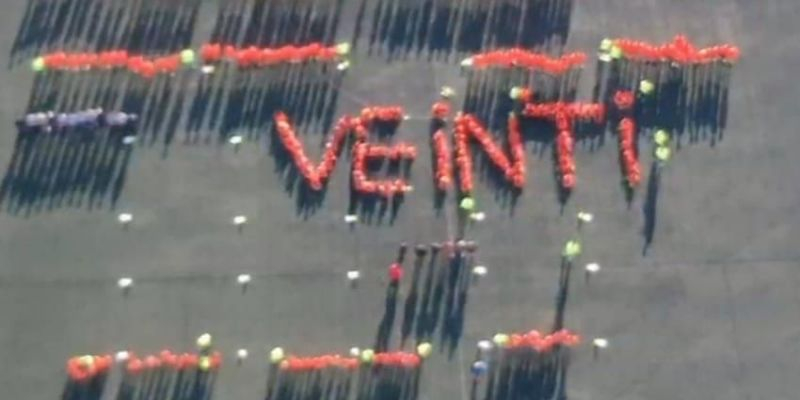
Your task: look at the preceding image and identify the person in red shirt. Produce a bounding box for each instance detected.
[389,262,404,285]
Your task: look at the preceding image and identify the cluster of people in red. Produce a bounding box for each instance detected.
[66,354,113,383]
[465,50,587,75]
[273,106,407,192]
[352,142,416,198]
[613,91,641,187]
[504,329,581,352]
[124,350,222,375]
[454,113,526,193]
[520,99,606,190]
[613,35,741,64]
[371,351,422,368]
[432,129,454,191]
[200,42,348,67]
[39,51,183,78]
[279,355,359,372]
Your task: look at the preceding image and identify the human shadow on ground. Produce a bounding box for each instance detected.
[481,346,570,400]
[267,366,353,400]
[353,0,574,61]
[0,118,135,215]
[9,0,200,66]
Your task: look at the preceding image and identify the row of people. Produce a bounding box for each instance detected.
[20,110,137,130]
[123,350,222,374]
[66,354,113,382]
[461,50,587,75]
[617,118,641,187]
[200,42,350,67]
[614,91,641,187]
[605,35,740,64]
[432,129,454,190]
[273,106,406,191]
[454,113,526,193]
[32,42,351,77]
[494,329,581,352]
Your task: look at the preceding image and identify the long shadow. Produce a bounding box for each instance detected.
[10,0,200,66]
[0,122,135,216]
[375,282,401,352]
[356,0,574,60]
[551,257,572,332]
[356,366,421,400]
[61,372,108,400]
[600,59,733,148]
[209,0,343,47]
[483,347,570,400]
[642,162,661,255]
[400,248,427,348]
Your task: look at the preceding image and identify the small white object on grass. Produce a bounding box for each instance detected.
[346,270,360,281]
[228,135,243,145]
[115,351,130,362]
[237,274,252,285]
[472,265,488,277]
[344,214,359,224]
[118,277,133,289]
[349,347,360,357]
[233,215,248,226]
[122,136,137,145]
[118,213,133,224]
[585,263,601,274]
[593,338,609,349]
[237,349,248,360]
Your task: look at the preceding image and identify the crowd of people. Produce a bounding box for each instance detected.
[461,49,587,75]
[602,35,740,64]
[18,109,138,132]
[273,106,406,192]
[31,42,351,78]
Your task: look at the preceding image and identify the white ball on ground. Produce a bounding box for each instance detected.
[233,215,248,225]
[237,274,252,285]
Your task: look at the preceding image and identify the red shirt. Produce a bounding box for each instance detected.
[389,263,404,282]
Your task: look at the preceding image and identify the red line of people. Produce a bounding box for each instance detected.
[124,350,222,374]
[66,354,113,383]
[462,50,587,75]
[503,329,581,352]
[34,42,349,78]
[432,129,454,191]
[200,42,349,68]
[612,35,740,64]
[273,106,408,192]
[279,355,360,372]
[614,91,640,187]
